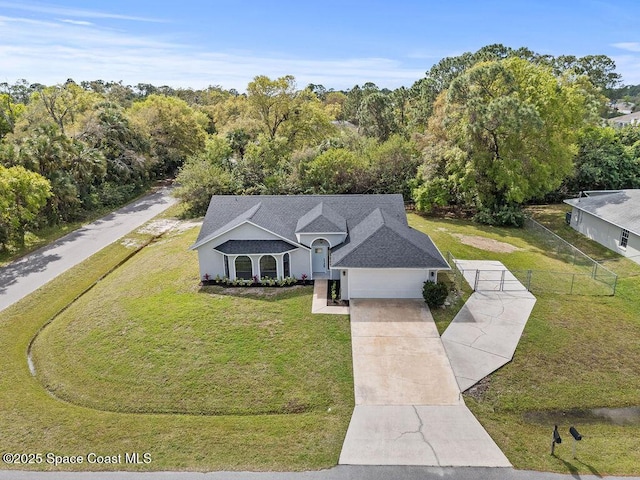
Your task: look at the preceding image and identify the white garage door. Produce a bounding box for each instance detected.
[348,269,430,299]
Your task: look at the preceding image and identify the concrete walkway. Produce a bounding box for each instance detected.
[0,186,177,313]
[339,299,510,467]
[311,279,349,315]
[442,260,537,392]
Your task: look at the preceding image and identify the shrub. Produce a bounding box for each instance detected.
[474,204,525,227]
[422,281,449,308]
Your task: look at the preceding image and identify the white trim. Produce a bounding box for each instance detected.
[259,254,278,279]
[334,266,451,271]
[233,255,254,279]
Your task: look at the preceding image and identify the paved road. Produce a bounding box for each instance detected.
[0,466,635,480]
[0,186,177,313]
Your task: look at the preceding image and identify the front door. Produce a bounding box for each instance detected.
[312,245,327,273]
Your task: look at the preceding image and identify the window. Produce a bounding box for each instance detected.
[223,256,229,278]
[283,253,290,278]
[260,255,277,279]
[235,256,252,279]
[621,229,630,249]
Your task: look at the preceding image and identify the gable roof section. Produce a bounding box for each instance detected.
[564,189,640,236]
[295,202,347,233]
[331,208,449,269]
[213,240,298,254]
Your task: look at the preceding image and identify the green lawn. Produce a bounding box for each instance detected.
[409,210,640,475]
[0,210,353,471]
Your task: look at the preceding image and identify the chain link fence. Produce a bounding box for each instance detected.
[446,217,618,296]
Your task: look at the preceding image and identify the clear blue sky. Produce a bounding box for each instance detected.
[1,0,639,91]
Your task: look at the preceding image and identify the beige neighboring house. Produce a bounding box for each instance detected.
[609,111,640,128]
[565,190,640,265]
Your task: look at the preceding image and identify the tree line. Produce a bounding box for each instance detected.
[2,44,640,251]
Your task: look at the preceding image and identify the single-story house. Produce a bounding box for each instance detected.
[609,111,640,128]
[190,194,450,300]
[564,189,640,265]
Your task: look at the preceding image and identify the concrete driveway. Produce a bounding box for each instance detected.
[340,299,510,467]
[348,298,461,406]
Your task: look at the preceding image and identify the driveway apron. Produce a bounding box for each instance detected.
[339,298,511,466]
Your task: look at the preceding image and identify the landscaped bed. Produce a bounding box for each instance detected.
[409,210,640,475]
[0,207,353,471]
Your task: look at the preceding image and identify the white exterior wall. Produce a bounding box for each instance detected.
[340,270,349,299]
[289,248,311,278]
[212,222,280,244]
[346,268,432,299]
[571,208,640,264]
[197,248,225,280]
[194,222,312,279]
[297,233,346,248]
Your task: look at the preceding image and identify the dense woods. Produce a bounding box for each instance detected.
[2,44,640,252]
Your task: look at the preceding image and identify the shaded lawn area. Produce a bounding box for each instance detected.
[1,215,353,471]
[408,211,640,475]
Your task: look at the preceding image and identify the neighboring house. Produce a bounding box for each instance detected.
[190,194,450,300]
[609,111,640,128]
[609,101,635,115]
[564,190,640,265]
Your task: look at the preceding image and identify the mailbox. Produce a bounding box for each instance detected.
[551,425,562,455]
[569,426,582,441]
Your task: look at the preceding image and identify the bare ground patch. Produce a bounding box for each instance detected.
[452,233,522,253]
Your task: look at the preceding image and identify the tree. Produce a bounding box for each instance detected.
[366,135,420,198]
[79,102,152,192]
[565,126,640,192]
[247,75,298,140]
[407,45,620,131]
[301,148,369,194]
[413,57,601,225]
[357,91,396,141]
[22,82,100,136]
[0,165,51,248]
[173,136,236,215]
[127,94,208,175]
[246,75,335,149]
[14,124,105,223]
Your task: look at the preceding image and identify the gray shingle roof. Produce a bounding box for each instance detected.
[213,240,298,254]
[295,202,347,233]
[331,208,449,269]
[192,195,448,270]
[564,189,640,236]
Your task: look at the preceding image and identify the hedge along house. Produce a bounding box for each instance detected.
[190,194,450,300]
[565,189,640,265]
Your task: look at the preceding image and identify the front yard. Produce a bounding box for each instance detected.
[0,210,353,471]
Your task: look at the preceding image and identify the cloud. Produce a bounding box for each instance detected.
[59,19,94,26]
[610,55,640,85]
[611,42,640,53]
[0,14,423,90]
[0,1,164,23]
